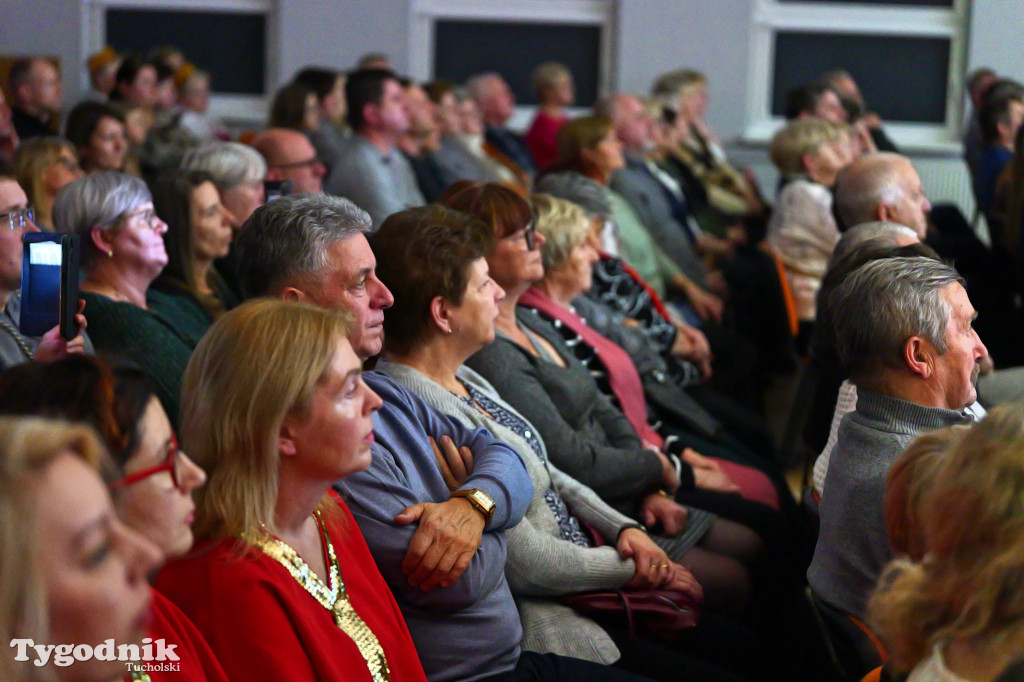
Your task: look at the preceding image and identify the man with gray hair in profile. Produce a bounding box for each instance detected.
[807,257,985,624]
[833,152,931,238]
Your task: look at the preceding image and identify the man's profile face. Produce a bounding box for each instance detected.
[300,233,394,359]
[376,78,411,136]
[892,160,932,239]
[933,283,987,411]
[814,89,848,123]
[277,134,325,194]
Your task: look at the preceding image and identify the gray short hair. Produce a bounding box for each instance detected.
[535,172,613,219]
[830,257,964,383]
[180,142,266,191]
[234,193,371,299]
[52,171,152,267]
[830,221,919,267]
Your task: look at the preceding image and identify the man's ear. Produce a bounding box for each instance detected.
[266,167,285,182]
[877,203,897,223]
[280,286,307,302]
[904,336,933,378]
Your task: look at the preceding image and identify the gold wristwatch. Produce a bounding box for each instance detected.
[451,488,496,520]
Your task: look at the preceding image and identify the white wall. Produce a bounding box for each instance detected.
[0,0,86,103]
[966,0,1024,80]
[616,0,754,142]
[276,0,410,84]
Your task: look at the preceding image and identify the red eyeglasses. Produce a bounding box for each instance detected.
[109,434,186,491]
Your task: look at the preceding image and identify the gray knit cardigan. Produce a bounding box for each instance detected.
[377,358,637,664]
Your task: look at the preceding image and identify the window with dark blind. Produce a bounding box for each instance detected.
[105,8,266,95]
[433,20,602,107]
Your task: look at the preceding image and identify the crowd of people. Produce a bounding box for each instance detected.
[0,40,1022,682]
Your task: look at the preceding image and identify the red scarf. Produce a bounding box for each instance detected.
[519,286,664,448]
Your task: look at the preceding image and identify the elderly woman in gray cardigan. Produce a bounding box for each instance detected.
[366,205,770,682]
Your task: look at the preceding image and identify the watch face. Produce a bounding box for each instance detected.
[471,490,494,510]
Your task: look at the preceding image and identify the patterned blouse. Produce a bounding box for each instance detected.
[459,382,590,548]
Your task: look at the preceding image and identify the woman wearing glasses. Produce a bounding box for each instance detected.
[0,355,228,681]
[53,171,208,425]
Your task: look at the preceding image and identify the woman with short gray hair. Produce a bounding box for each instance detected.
[181,141,266,230]
[53,171,205,425]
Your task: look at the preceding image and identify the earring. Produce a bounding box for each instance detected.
[445,327,453,335]
[107,250,114,258]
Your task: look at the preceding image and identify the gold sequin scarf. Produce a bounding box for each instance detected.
[248,511,392,682]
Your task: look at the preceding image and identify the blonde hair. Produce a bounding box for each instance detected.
[531,61,571,97]
[869,403,1024,672]
[883,426,964,561]
[0,417,110,682]
[769,118,845,176]
[14,137,77,227]
[532,193,592,272]
[650,69,707,111]
[182,298,353,545]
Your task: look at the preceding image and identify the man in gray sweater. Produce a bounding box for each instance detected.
[807,257,985,621]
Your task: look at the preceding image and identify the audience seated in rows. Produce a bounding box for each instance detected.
[369,203,765,682]
[228,193,672,682]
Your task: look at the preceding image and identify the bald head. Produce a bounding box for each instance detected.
[251,128,325,194]
[834,153,931,239]
[467,73,514,127]
[597,94,649,154]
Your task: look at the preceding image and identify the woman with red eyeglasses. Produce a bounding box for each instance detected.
[0,354,228,681]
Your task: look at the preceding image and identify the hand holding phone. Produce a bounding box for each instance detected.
[19,233,80,340]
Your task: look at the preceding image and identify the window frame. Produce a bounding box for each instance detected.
[82,0,278,124]
[408,0,616,129]
[744,0,969,152]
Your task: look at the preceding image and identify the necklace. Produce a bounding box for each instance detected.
[0,316,32,360]
[247,510,392,682]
